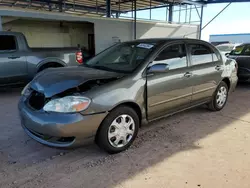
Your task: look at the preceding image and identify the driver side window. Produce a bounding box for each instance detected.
[151,44,187,70]
[231,45,245,55]
[242,45,250,56]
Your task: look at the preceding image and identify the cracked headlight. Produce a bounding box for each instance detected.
[43,96,91,113]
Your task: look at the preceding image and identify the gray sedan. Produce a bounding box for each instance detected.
[19,38,238,154]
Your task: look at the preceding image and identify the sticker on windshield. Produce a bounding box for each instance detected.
[137,43,154,49]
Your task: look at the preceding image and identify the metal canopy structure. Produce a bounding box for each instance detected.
[1,0,250,39]
[1,0,249,17]
[0,0,199,17]
[0,0,249,18]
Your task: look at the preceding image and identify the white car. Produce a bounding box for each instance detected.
[216,43,242,55]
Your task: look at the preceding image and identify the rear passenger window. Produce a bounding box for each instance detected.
[212,53,219,61]
[0,35,17,51]
[189,44,213,65]
[152,44,187,70]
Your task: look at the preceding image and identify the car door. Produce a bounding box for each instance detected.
[187,42,223,104]
[147,43,193,120]
[0,35,27,85]
[231,45,250,80]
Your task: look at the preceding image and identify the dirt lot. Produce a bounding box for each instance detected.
[0,83,250,188]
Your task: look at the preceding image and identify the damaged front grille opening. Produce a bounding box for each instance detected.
[28,90,46,110]
[28,128,75,144]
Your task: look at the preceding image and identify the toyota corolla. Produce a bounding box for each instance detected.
[19,38,238,154]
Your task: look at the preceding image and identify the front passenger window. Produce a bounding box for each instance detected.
[152,44,187,70]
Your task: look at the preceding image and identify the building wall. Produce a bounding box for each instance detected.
[2,15,199,54]
[93,19,199,53]
[3,19,94,49]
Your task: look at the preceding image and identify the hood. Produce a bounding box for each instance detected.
[30,66,122,98]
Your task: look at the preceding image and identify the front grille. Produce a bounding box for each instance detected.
[28,90,46,110]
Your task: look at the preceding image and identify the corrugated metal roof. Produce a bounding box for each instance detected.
[0,0,249,17]
[0,0,177,16]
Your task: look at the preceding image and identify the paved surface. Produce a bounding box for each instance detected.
[1,83,250,188]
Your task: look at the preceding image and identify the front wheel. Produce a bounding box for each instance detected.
[208,81,229,111]
[96,106,139,154]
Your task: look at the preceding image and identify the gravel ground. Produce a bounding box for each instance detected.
[1,83,250,188]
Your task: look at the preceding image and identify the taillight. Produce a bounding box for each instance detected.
[233,61,238,73]
[76,51,83,64]
[235,62,238,71]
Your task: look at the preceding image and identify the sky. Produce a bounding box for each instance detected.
[201,2,250,41]
[120,2,250,41]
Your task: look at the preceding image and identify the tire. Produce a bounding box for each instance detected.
[208,81,229,111]
[96,106,139,154]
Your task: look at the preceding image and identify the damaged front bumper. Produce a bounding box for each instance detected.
[18,98,107,148]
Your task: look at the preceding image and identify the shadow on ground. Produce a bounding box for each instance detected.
[0,82,250,188]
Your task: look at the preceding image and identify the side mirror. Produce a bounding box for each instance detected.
[225,53,230,57]
[147,63,170,74]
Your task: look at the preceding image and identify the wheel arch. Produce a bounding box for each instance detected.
[222,77,231,90]
[109,102,143,126]
[95,101,143,142]
[37,58,67,72]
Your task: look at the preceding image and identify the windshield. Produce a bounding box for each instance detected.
[229,45,244,55]
[84,41,157,73]
[216,44,234,52]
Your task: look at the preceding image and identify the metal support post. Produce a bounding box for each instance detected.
[199,6,204,39]
[149,0,152,20]
[189,5,192,23]
[0,16,2,31]
[106,0,111,18]
[185,5,188,23]
[59,0,63,12]
[166,6,168,21]
[178,5,181,23]
[168,4,173,23]
[134,0,137,39]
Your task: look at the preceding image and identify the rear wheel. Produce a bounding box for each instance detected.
[96,106,139,154]
[208,81,228,111]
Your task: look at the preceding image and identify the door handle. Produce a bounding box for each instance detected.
[184,72,192,78]
[8,56,20,59]
[215,65,222,71]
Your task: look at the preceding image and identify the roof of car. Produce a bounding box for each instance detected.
[239,43,250,46]
[131,38,205,43]
[0,31,24,35]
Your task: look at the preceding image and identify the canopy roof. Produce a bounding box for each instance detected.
[0,0,249,17]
